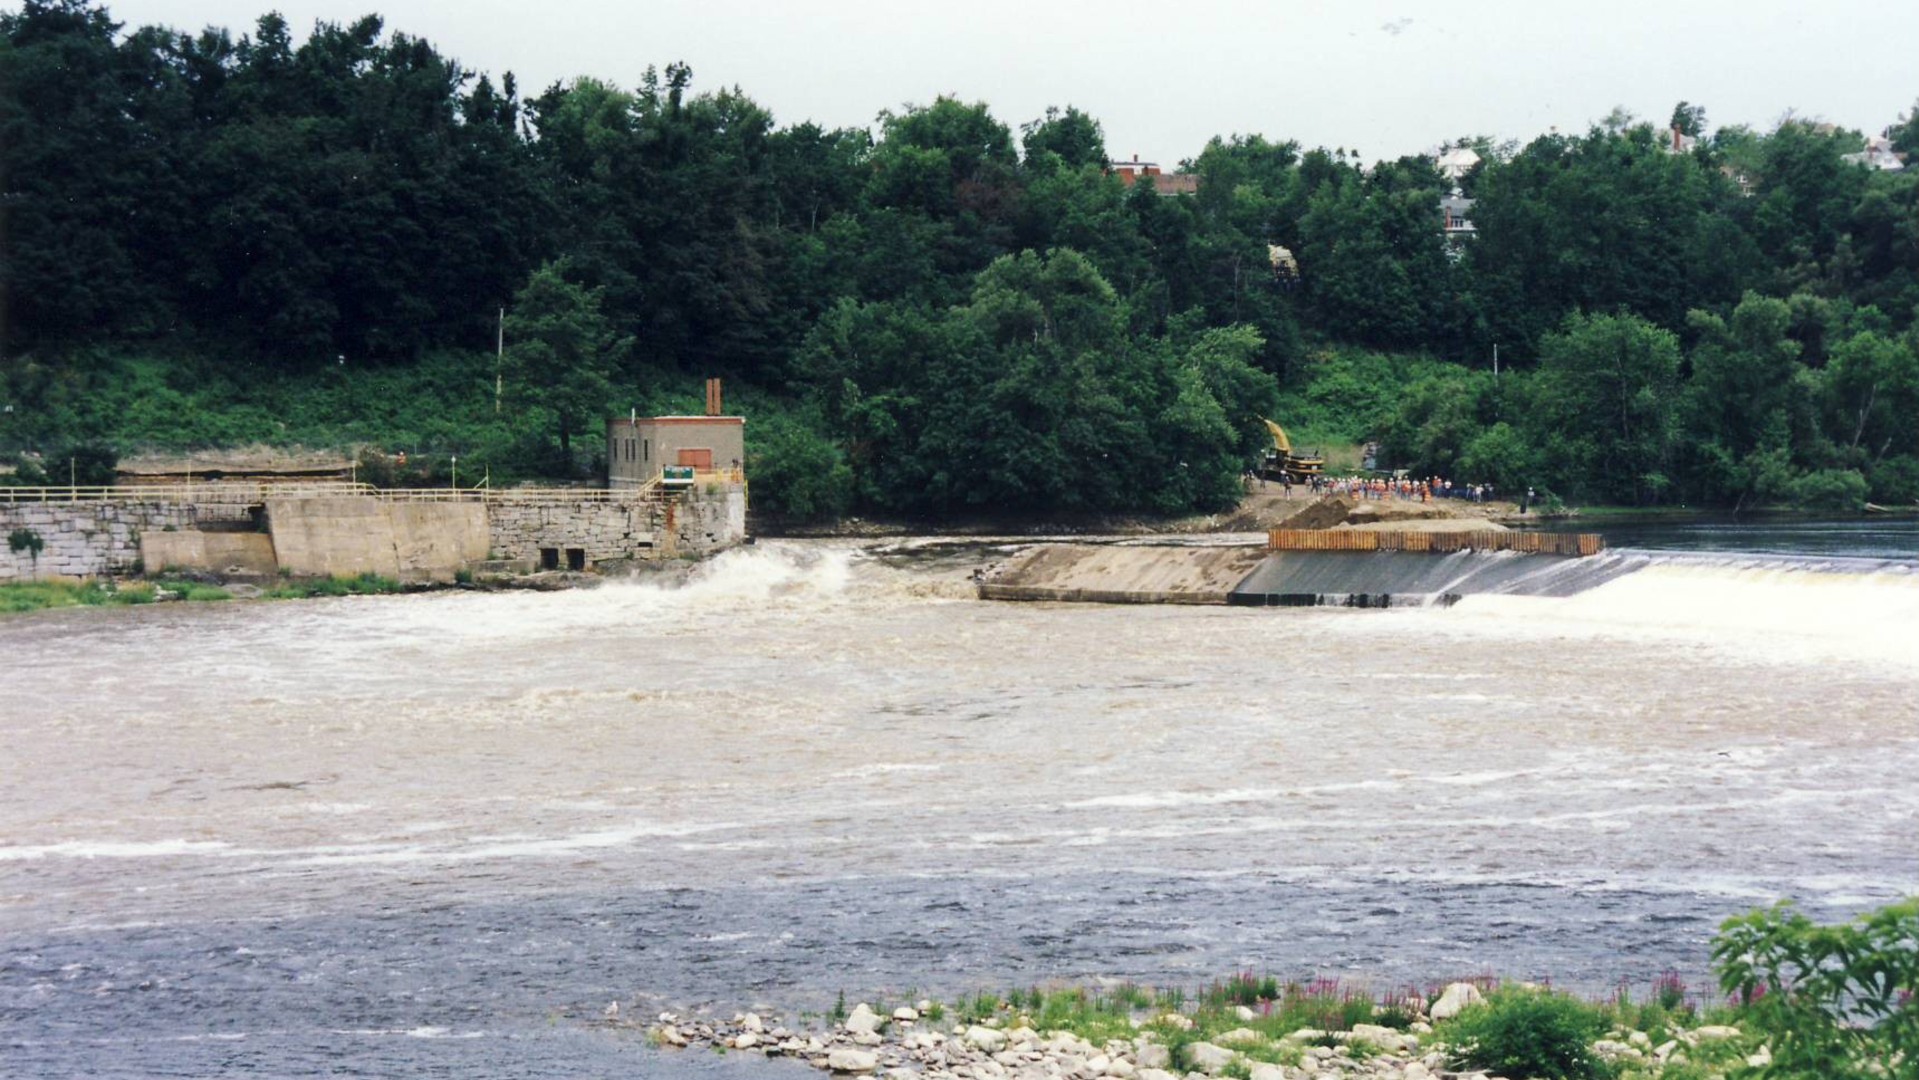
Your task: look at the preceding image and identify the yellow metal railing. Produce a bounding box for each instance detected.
[0,470,742,506]
[0,482,376,504]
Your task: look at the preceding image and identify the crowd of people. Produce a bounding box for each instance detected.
[1306,474,1498,503]
[1251,469,1538,511]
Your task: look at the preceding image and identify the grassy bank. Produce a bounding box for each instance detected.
[0,573,409,615]
[0,577,230,614]
[923,976,1758,1079]
[776,899,1918,1080]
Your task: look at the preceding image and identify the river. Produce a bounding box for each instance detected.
[2,525,1916,1077]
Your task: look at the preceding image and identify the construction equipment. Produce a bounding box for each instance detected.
[1257,418,1325,484]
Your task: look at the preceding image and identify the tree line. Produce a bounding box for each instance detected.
[3,1,1917,515]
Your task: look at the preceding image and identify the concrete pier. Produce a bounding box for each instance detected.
[977,545,1267,604]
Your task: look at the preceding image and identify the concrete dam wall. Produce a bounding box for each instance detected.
[981,538,1633,608]
[978,545,1269,604]
[2,485,748,582]
[264,499,491,583]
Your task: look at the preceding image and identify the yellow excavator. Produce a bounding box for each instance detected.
[1257,418,1325,484]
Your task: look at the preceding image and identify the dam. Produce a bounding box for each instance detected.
[0,479,747,583]
[980,529,1620,607]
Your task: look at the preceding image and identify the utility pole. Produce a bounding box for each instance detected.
[495,307,505,414]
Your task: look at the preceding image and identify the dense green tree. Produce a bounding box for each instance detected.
[1824,327,1919,501]
[1526,312,1682,504]
[1470,126,1713,355]
[1682,293,1813,506]
[5,1,1918,515]
[1669,101,1707,138]
[1020,105,1107,171]
[0,1,182,349]
[1379,367,1495,477]
[501,263,630,465]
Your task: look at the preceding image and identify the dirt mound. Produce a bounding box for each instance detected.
[1264,495,1511,533]
[1337,516,1510,533]
[1272,495,1354,531]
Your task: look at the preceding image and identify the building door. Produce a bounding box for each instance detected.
[676,448,713,470]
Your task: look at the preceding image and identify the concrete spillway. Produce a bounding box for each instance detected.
[1229,549,1647,607]
[980,542,1648,607]
[977,544,1269,604]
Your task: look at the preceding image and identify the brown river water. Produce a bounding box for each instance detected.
[2,536,1916,1077]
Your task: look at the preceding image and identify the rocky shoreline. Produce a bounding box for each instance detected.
[632,986,1763,1080]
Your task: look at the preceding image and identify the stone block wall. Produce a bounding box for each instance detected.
[0,486,748,583]
[0,502,200,581]
[487,502,661,566]
[484,486,746,567]
[669,487,748,554]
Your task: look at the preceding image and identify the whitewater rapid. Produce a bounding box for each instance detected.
[1,538,1915,1077]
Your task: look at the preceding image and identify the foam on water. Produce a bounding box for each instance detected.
[0,839,235,861]
[1447,554,1919,669]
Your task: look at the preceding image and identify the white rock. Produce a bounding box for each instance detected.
[894,1007,921,1022]
[1217,1028,1264,1045]
[735,1032,761,1050]
[1136,1045,1171,1069]
[1233,1006,1258,1021]
[846,1004,884,1035]
[1349,1023,1414,1052]
[1103,1057,1137,1079]
[1184,1042,1236,1073]
[1427,983,1483,1022]
[1627,1030,1650,1047]
[827,1048,880,1073]
[1694,1025,1741,1042]
[1653,1039,1678,1060]
[742,1013,765,1033]
[1157,1013,1195,1031]
[966,1026,1009,1053]
[885,1070,918,1080]
[852,1031,884,1046]
[1137,1071,1178,1080]
[1591,1039,1640,1061]
[1747,1045,1773,1068]
[655,1026,687,1047]
[1250,1065,1288,1080]
[1402,1064,1432,1080]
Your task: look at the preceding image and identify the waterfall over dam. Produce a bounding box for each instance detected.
[982,538,1916,609]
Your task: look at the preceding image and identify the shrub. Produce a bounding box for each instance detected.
[1441,987,1608,1080]
[745,411,854,522]
[1712,898,1919,1079]
[8,528,44,562]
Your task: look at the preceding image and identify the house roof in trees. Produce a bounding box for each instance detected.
[1106,155,1200,195]
[1842,135,1907,171]
[1436,147,1481,178]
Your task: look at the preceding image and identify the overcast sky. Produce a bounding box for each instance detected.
[87,0,1919,162]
